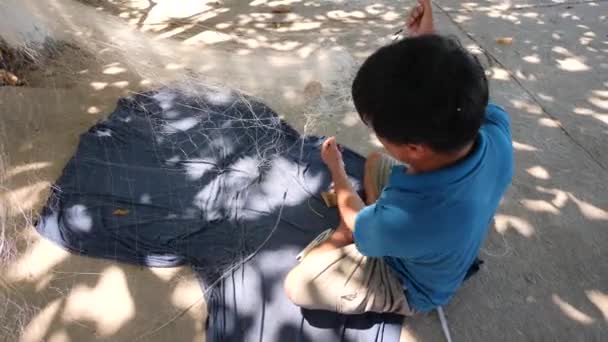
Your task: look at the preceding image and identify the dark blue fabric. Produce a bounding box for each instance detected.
[36,87,402,342]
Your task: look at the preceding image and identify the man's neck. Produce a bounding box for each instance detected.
[407,142,475,174]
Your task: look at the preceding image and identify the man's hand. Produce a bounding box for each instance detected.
[406,0,435,37]
[320,137,364,234]
[321,137,345,175]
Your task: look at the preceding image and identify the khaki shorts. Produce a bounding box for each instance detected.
[285,153,413,316]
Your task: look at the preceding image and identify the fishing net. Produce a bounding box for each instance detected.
[0,1,409,339]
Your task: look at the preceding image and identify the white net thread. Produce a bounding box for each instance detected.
[0,0,410,339]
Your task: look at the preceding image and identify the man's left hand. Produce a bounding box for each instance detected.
[321,137,345,175]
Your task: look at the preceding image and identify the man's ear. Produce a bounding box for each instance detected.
[404,144,427,160]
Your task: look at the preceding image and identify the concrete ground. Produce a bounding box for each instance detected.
[1,0,606,341]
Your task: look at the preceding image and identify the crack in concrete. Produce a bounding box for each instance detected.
[510,0,608,11]
[442,0,608,13]
[434,1,608,172]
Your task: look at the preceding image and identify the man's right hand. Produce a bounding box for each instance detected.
[406,0,435,37]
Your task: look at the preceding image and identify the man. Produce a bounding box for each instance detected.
[284,0,513,315]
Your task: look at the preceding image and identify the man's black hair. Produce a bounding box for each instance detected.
[352,34,489,153]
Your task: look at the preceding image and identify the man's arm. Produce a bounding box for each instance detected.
[328,0,436,223]
[300,137,363,257]
[406,0,435,36]
[303,1,437,256]
[331,164,365,233]
[321,137,365,233]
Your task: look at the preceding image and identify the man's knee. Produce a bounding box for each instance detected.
[365,151,383,171]
[364,151,385,184]
[284,267,306,307]
[364,151,383,204]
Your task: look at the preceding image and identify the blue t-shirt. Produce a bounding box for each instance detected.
[354,104,514,312]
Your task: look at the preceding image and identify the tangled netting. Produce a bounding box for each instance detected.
[36,84,341,288]
[0,1,414,340]
[0,0,408,271]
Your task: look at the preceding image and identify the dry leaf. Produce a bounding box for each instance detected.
[0,69,21,86]
[496,37,513,45]
[113,208,130,216]
[271,5,292,14]
[321,191,337,208]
